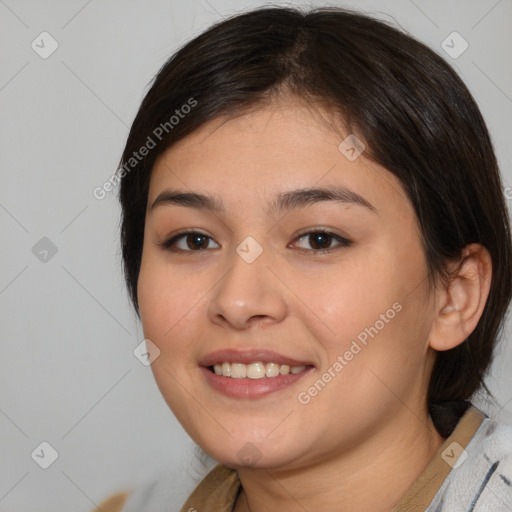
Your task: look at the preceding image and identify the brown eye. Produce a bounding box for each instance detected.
[185,233,210,250]
[161,231,220,252]
[308,232,333,250]
[294,230,351,252]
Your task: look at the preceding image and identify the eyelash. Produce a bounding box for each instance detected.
[159,229,352,254]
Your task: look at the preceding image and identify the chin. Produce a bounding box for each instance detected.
[198,431,308,471]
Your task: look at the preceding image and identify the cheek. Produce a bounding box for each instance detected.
[292,243,431,380]
[137,256,207,423]
[286,250,399,349]
[137,254,200,355]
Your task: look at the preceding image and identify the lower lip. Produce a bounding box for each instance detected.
[200,366,314,399]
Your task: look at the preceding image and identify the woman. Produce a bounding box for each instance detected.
[98,6,512,511]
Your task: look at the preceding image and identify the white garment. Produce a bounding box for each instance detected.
[122,458,216,512]
[426,415,512,511]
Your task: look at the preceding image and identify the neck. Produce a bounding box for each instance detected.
[234,409,445,512]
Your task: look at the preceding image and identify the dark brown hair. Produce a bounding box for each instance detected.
[118,6,512,432]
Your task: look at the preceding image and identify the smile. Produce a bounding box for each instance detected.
[201,363,314,399]
[210,361,306,379]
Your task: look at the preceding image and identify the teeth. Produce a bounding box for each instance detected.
[247,362,266,379]
[231,363,247,379]
[265,363,280,377]
[221,362,231,377]
[211,362,307,378]
[280,364,290,375]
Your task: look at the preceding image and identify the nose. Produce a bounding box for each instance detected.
[207,246,288,330]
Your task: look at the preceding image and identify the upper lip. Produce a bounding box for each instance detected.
[199,349,314,368]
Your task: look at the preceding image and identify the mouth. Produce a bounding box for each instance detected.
[199,349,315,399]
[208,361,310,378]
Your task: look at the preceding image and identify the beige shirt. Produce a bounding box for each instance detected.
[96,406,485,512]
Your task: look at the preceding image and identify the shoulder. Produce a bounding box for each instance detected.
[91,492,130,512]
[105,461,221,512]
[428,414,512,511]
[180,463,240,511]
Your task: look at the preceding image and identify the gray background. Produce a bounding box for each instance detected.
[0,0,511,510]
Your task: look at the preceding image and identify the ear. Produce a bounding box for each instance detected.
[429,243,492,351]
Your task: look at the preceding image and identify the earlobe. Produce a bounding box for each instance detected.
[429,243,492,352]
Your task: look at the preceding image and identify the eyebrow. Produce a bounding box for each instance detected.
[149,186,376,215]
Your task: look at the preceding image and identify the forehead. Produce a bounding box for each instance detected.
[148,99,411,218]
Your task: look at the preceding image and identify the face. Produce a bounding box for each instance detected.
[137,96,438,470]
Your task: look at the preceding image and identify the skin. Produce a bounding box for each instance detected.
[137,95,492,511]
